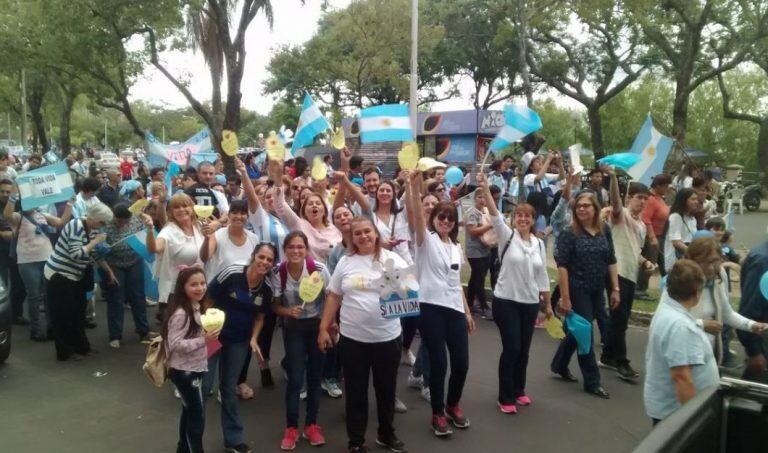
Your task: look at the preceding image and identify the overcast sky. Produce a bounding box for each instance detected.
[127,0,528,115]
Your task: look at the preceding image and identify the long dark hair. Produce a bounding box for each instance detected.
[374,180,403,216]
[670,188,696,216]
[428,201,459,244]
[161,267,211,340]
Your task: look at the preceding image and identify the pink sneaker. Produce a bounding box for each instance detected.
[303,424,326,446]
[281,427,300,450]
[497,402,518,414]
[516,395,532,406]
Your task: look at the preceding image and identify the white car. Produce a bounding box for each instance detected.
[97,152,121,170]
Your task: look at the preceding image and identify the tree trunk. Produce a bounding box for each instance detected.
[27,86,48,153]
[758,119,768,188]
[587,105,604,159]
[59,87,75,156]
[516,2,533,107]
[672,76,692,144]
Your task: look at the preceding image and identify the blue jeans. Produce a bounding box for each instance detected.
[100,263,149,341]
[203,341,250,447]
[18,261,48,338]
[419,303,469,414]
[285,327,324,427]
[551,284,602,391]
[169,369,205,453]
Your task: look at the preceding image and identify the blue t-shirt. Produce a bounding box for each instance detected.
[207,265,272,344]
[644,291,720,420]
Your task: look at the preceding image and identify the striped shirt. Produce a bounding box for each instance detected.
[44,218,95,281]
[248,205,288,262]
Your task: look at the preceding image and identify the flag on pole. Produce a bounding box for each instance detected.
[488,104,543,152]
[291,93,331,153]
[627,116,674,186]
[359,104,412,143]
[125,229,155,264]
[164,161,182,197]
[16,161,75,211]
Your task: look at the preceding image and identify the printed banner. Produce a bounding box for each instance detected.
[16,161,75,211]
[146,128,213,168]
[379,290,420,319]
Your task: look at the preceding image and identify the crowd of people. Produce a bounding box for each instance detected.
[2,145,768,453]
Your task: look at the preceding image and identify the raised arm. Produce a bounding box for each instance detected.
[605,165,622,222]
[337,171,369,214]
[477,173,499,217]
[533,152,555,183]
[403,170,416,233]
[236,157,260,214]
[274,186,301,231]
[407,171,427,246]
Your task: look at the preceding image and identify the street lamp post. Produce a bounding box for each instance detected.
[409,0,418,140]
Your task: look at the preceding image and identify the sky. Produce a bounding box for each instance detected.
[128,0,528,116]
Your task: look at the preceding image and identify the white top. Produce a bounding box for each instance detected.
[673,175,693,190]
[154,222,204,303]
[415,231,464,312]
[206,227,259,282]
[691,268,755,349]
[373,210,412,265]
[16,211,53,264]
[248,204,288,263]
[664,213,697,272]
[327,250,405,343]
[212,189,230,216]
[490,214,549,303]
[609,208,647,282]
[523,172,559,194]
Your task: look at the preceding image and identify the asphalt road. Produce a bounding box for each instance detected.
[1,303,654,453]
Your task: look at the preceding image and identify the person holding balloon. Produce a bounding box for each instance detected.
[273,231,331,450]
[738,234,768,382]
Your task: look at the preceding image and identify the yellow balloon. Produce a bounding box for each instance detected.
[194,205,215,219]
[265,131,286,161]
[544,316,566,340]
[398,142,419,170]
[311,156,327,181]
[128,199,149,215]
[331,127,346,150]
[200,308,226,332]
[221,129,239,156]
[299,271,324,303]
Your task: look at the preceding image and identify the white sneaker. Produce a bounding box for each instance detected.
[401,349,416,367]
[300,385,307,400]
[174,388,181,399]
[407,372,423,389]
[394,396,407,413]
[420,386,431,403]
[145,298,158,307]
[321,379,343,398]
[108,339,120,349]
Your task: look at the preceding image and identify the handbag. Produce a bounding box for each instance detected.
[142,336,168,387]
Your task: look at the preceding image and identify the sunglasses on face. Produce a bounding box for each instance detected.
[437,213,455,222]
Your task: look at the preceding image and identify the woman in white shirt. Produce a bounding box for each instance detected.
[478,173,553,415]
[318,217,408,453]
[405,171,475,437]
[663,188,699,274]
[372,180,412,265]
[146,193,204,320]
[685,237,767,364]
[200,199,259,281]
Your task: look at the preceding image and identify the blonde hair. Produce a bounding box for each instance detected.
[571,191,603,236]
[167,192,197,225]
[86,202,114,224]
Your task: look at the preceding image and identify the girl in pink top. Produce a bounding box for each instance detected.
[162,267,220,453]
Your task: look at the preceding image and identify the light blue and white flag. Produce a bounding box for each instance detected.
[146,128,213,168]
[125,229,155,264]
[359,104,412,143]
[292,94,330,153]
[189,152,218,169]
[164,161,182,197]
[16,161,75,211]
[627,116,674,186]
[488,104,543,152]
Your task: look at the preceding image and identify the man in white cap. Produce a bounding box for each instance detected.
[521,150,564,205]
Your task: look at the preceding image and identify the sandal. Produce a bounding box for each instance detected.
[237,383,255,400]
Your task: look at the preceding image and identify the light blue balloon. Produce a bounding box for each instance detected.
[760,271,768,300]
[445,166,463,186]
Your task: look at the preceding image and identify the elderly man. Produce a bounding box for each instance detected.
[98,169,122,208]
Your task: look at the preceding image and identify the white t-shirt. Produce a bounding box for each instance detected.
[272,260,331,320]
[491,214,549,303]
[373,211,412,265]
[327,250,405,343]
[609,208,647,282]
[523,172,559,195]
[664,213,697,272]
[16,212,53,264]
[206,227,259,281]
[415,231,464,312]
[155,223,204,303]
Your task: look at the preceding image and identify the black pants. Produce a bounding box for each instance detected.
[603,276,635,365]
[48,273,90,360]
[257,305,277,362]
[489,248,500,290]
[420,303,469,414]
[339,335,400,448]
[493,297,539,404]
[8,258,26,319]
[636,242,659,292]
[551,284,602,391]
[169,369,205,453]
[401,316,419,350]
[467,257,490,310]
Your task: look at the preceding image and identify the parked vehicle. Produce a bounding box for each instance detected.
[96,152,120,170]
[633,377,768,453]
[0,275,11,364]
[743,183,763,212]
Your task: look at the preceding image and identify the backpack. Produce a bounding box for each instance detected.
[278,258,318,292]
[142,336,167,387]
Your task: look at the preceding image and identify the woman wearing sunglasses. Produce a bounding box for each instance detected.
[477,173,552,414]
[405,170,475,437]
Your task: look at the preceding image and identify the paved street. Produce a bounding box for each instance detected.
[2,302,653,453]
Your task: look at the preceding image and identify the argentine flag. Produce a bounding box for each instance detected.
[125,229,155,264]
[627,116,674,186]
[292,93,331,154]
[359,104,412,143]
[488,104,543,152]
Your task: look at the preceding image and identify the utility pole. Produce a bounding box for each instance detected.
[20,69,27,151]
[6,113,10,142]
[104,120,108,151]
[162,125,166,143]
[409,0,418,140]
